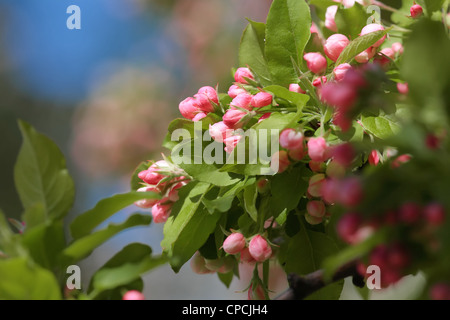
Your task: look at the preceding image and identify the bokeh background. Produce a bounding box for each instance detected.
[0,0,426,300]
[0,0,276,299]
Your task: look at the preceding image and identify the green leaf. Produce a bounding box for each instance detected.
[21,202,46,229]
[265,0,311,87]
[217,271,234,289]
[391,0,414,27]
[162,117,216,150]
[263,85,310,112]
[14,120,75,221]
[360,115,400,139]
[21,221,66,269]
[70,191,159,239]
[336,28,391,66]
[270,167,308,216]
[281,220,343,299]
[243,183,258,222]
[90,243,167,295]
[161,182,222,272]
[130,161,151,191]
[424,0,445,15]
[335,4,371,39]
[0,257,61,300]
[309,0,339,20]
[178,161,242,187]
[63,213,152,262]
[239,20,271,86]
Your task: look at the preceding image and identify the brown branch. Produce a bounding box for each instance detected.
[275,260,364,300]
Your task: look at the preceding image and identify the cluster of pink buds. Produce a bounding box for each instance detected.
[207,68,274,153]
[135,160,189,223]
[179,86,219,121]
[222,232,272,263]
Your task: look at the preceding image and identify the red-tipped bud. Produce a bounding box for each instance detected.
[224,135,242,153]
[257,112,271,123]
[248,235,272,262]
[424,202,446,226]
[234,67,254,84]
[309,160,324,172]
[271,150,290,173]
[197,86,219,104]
[223,233,246,255]
[307,200,326,218]
[410,4,423,18]
[251,92,273,108]
[256,178,270,194]
[209,121,232,143]
[135,186,160,208]
[304,52,327,74]
[324,34,350,62]
[230,92,253,111]
[312,76,328,87]
[368,149,380,166]
[193,93,214,113]
[179,97,200,120]
[397,82,409,95]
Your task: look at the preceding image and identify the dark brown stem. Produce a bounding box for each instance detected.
[275,260,364,300]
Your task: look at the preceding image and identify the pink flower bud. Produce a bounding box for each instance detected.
[430,283,450,300]
[209,121,232,143]
[305,213,324,225]
[251,92,273,108]
[192,112,207,122]
[375,47,395,67]
[122,290,145,300]
[228,84,246,98]
[270,150,290,173]
[410,4,423,18]
[307,137,328,162]
[167,181,187,202]
[193,93,214,113]
[230,93,253,111]
[324,34,350,62]
[223,233,246,255]
[397,82,409,95]
[325,5,338,32]
[256,178,270,194]
[360,24,386,47]
[135,186,160,208]
[240,247,256,264]
[333,63,352,81]
[179,97,200,120]
[248,235,272,262]
[320,83,357,110]
[398,202,421,224]
[319,178,339,204]
[355,47,376,63]
[337,212,362,243]
[309,160,324,172]
[312,76,328,87]
[304,52,327,74]
[257,112,271,123]
[310,23,319,34]
[289,83,306,94]
[391,42,404,55]
[337,177,363,207]
[391,154,411,168]
[140,171,164,185]
[333,110,353,132]
[307,200,326,218]
[331,143,355,167]
[152,200,172,223]
[289,146,306,161]
[223,109,247,129]
[426,133,440,150]
[224,135,242,153]
[424,202,446,226]
[234,67,254,84]
[197,86,219,104]
[190,251,213,274]
[279,128,304,150]
[308,174,326,198]
[369,149,380,166]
